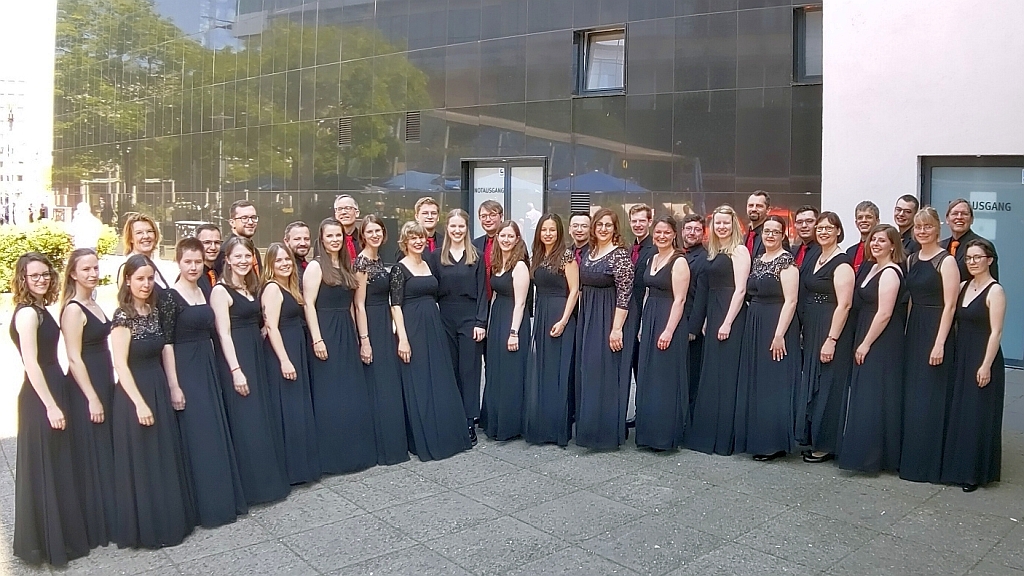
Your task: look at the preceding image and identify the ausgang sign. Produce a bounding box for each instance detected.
[970,191,1012,212]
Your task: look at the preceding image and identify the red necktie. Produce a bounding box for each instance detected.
[853,241,865,272]
[574,246,582,265]
[428,237,436,252]
[631,243,640,264]
[345,234,357,261]
[795,244,807,267]
[484,236,494,299]
[746,229,756,253]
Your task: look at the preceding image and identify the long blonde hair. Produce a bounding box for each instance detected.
[262,242,304,306]
[440,209,479,266]
[121,213,160,255]
[707,205,742,259]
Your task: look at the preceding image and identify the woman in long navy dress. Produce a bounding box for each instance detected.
[941,240,1006,491]
[11,253,90,566]
[900,207,959,483]
[635,216,691,451]
[836,225,906,473]
[354,215,410,465]
[525,214,579,446]
[575,208,634,450]
[391,222,473,461]
[733,216,800,460]
[432,209,488,443]
[110,255,197,548]
[482,220,532,441]
[685,206,751,455]
[169,238,247,527]
[304,218,378,474]
[262,242,321,484]
[211,237,291,504]
[796,212,855,463]
[60,248,115,546]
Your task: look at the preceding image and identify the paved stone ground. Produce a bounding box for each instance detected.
[1,291,1023,574]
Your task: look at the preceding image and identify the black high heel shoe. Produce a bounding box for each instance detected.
[962,484,978,493]
[753,451,787,462]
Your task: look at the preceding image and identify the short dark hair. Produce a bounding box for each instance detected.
[681,213,704,227]
[750,190,771,206]
[176,237,204,262]
[964,238,996,259]
[794,205,819,219]
[229,199,256,218]
[478,200,503,216]
[283,221,309,238]
[195,223,220,237]
[946,198,973,218]
[569,211,591,222]
[817,211,845,243]
[855,200,880,219]
[897,195,920,211]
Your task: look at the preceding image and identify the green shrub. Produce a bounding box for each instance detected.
[97,225,119,255]
[0,221,74,292]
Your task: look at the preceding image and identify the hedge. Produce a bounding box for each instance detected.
[0,221,119,292]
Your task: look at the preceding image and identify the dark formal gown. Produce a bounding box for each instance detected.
[482,268,530,441]
[390,263,473,460]
[63,301,115,547]
[836,265,905,473]
[733,252,799,456]
[899,252,955,483]
[685,252,748,455]
[262,284,321,485]
[309,279,378,473]
[684,244,709,413]
[430,249,487,424]
[941,281,1005,487]
[168,290,248,527]
[941,229,998,281]
[524,249,576,446]
[635,254,689,450]
[354,255,409,465]
[628,236,656,384]
[11,305,91,566]
[574,247,634,450]
[215,287,291,505]
[794,253,855,454]
[110,302,197,549]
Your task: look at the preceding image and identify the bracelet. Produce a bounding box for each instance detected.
[230,366,242,373]
[359,334,369,340]
[509,331,519,338]
[313,339,324,345]
[827,336,838,343]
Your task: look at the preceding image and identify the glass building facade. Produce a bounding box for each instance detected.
[53,0,822,255]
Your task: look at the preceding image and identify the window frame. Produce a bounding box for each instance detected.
[574,27,628,97]
[793,6,823,85]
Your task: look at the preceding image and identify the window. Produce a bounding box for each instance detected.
[575,29,626,95]
[794,7,823,83]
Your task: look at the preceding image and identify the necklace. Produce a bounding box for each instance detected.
[817,246,840,265]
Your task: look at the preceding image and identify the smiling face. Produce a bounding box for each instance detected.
[416,203,439,233]
[272,249,294,280]
[497,225,520,253]
[894,199,916,229]
[227,243,253,277]
[447,214,467,244]
[794,210,817,242]
[946,201,973,236]
[712,212,734,241]
[197,228,222,265]
[593,215,615,244]
[815,219,839,248]
[478,206,502,235]
[25,261,52,298]
[869,229,894,261]
[230,205,258,238]
[131,221,156,256]
[361,221,384,249]
[333,197,360,227]
[72,253,101,291]
[569,215,590,245]
[321,224,344,255]
[629,210,652,240]
[539,218,559,248]
[746,194,768,225]
[129,265,155,302]
[177,248,204,283]
[761,220,785,251]
[284,226,311,259]
[855,210,879,237]
[652,221,676,250]
[405,233,426,255]
[913,219,939,245]
[682,220,703,248]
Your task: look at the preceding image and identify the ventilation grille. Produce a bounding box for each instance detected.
[337,117,352,147]
[404,111,421,143]
[570,192,591,213]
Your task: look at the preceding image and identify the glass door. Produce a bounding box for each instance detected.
[465,159,547,254]
[924,156,1024,365]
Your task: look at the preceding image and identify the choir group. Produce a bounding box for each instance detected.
[10,192,1007,567]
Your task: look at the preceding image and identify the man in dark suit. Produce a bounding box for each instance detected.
[214,199,262,275]
[791,205,822,274]
[626,204,656,428]
[681,213,709,412]
[894,194,920,256]
[283,220,311,286]
[472,199,504,302]
[567,211,591,265]
[744,190,790,257]
[846,200,879,278]
[195,223,222,298]
[941,198,999,281]
[333,195,362,263]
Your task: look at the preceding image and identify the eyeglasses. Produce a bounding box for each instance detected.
[894,207,916,215]
[761,229,784,237]
[682,226,703,234]
[233,215,259,223]
[815,225,836,233]
[334,206,358,213]
[594,222,615,230]
[964,255,990,263]
[949,211,971,218]
[913,224,936,231]
[569,223,589,230]
[27,272,52,282]
[479,212,501,220]
[200,239,222,247]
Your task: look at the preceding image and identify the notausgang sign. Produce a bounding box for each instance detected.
[969,192,1012,213]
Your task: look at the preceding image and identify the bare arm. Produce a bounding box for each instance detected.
[15,308,65,429]
[262,282,296,379]
[507,262,530,352]
[210,285,249,396]
[720,247,751,340]
[354,270,373,364]
[61,304,104,423]
[552,259,580,337]
[931,256,960,365]
[656,257,690,350]
[855,268,900,364]
[303,261,328,361]
[162,344,185,410]
[110,325,154,426]
[771,265,799,360]
[820,262,854,363]
[977,284,1006,387]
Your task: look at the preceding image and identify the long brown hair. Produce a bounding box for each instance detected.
[262,242,304,306]
[314,217,358,288]
[116,254,158,317]
[440,208,479,266]
[121,212,160,255]
[865,224,906,264]
[491,220,528,275]
[651,216,682,255]
[220,236,262,294]
[60,248,99,310]
[531,213,566,274]
[12,252,59,306]
[589,208,623,249]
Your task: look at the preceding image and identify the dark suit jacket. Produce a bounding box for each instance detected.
[790,241,822,275]
[941,228,999,281]
[197,264,217,299]
[901,228,920,256]
[683,244,709,337]
[630,235,657,313]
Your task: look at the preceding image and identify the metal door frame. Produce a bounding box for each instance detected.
[461,157,548,237]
